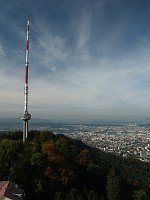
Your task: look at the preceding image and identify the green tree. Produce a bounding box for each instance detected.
[55,192,64,200]
[133,189,148,200]
[66,188,82,200]
[100,194,105,200]
[78,149,92,166]
[87,163,103,191]
[15,141,46,199]
[87,190,99,200]
[0,139,22,179]
[106,170,120,200]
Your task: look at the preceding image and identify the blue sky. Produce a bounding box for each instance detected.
[1,0,150,121]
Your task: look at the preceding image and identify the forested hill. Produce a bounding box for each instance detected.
[0,130,150,200]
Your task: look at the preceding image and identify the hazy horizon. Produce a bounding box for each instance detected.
[1,117,150,124]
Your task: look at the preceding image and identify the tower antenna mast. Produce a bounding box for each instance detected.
[21,16,31,142]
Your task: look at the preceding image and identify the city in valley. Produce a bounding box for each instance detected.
[0,120,150,162]
[51,123,150,162]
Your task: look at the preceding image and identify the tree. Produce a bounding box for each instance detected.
[133,189,148,200]
[100,194,105,200]
[87,190,99,200]
[66,188,82,200]
[42,140,74,187]
[87,163,103,191]
[106,170,120,200]
[55,192,64,200]
[78,149,92,166]
[0,139,23,180]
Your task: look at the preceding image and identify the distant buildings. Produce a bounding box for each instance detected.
[0,181,24,200]
[63,124,150,162]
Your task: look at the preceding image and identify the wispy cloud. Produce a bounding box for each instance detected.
[26,1,150,120]
[0,0,150,120]
[0,45,5,56]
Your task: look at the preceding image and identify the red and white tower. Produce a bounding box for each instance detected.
[21,16,31,142]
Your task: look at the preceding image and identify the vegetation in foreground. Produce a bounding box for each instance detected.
[0,130,150,200]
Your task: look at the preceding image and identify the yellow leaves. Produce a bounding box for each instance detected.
[42,140,64,163]
[42,140,74,186]
[59,168,75,186]
[45,166,52,176]
[44,165,74,186]
[42,140,55,155]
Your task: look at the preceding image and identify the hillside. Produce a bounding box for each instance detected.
[0,130,150,200]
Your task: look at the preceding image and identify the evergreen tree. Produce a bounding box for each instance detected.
[66,188,82,200]
[55,192,64,200]
[87,190,99,200]
[106,170,120,200]
[133,189,148,200]
[100,194,105,200]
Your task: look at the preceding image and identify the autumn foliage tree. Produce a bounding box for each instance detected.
[0,130,150,200]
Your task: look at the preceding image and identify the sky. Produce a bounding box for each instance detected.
[1,0,150,122]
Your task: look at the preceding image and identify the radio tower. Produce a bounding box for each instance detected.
[21,16,31,142]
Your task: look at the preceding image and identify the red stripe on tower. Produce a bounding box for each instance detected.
[26,40,29,50]
[25,66,28,84]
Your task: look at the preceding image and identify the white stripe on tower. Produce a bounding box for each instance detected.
[21,16,31,143]
[24,16,30,112]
